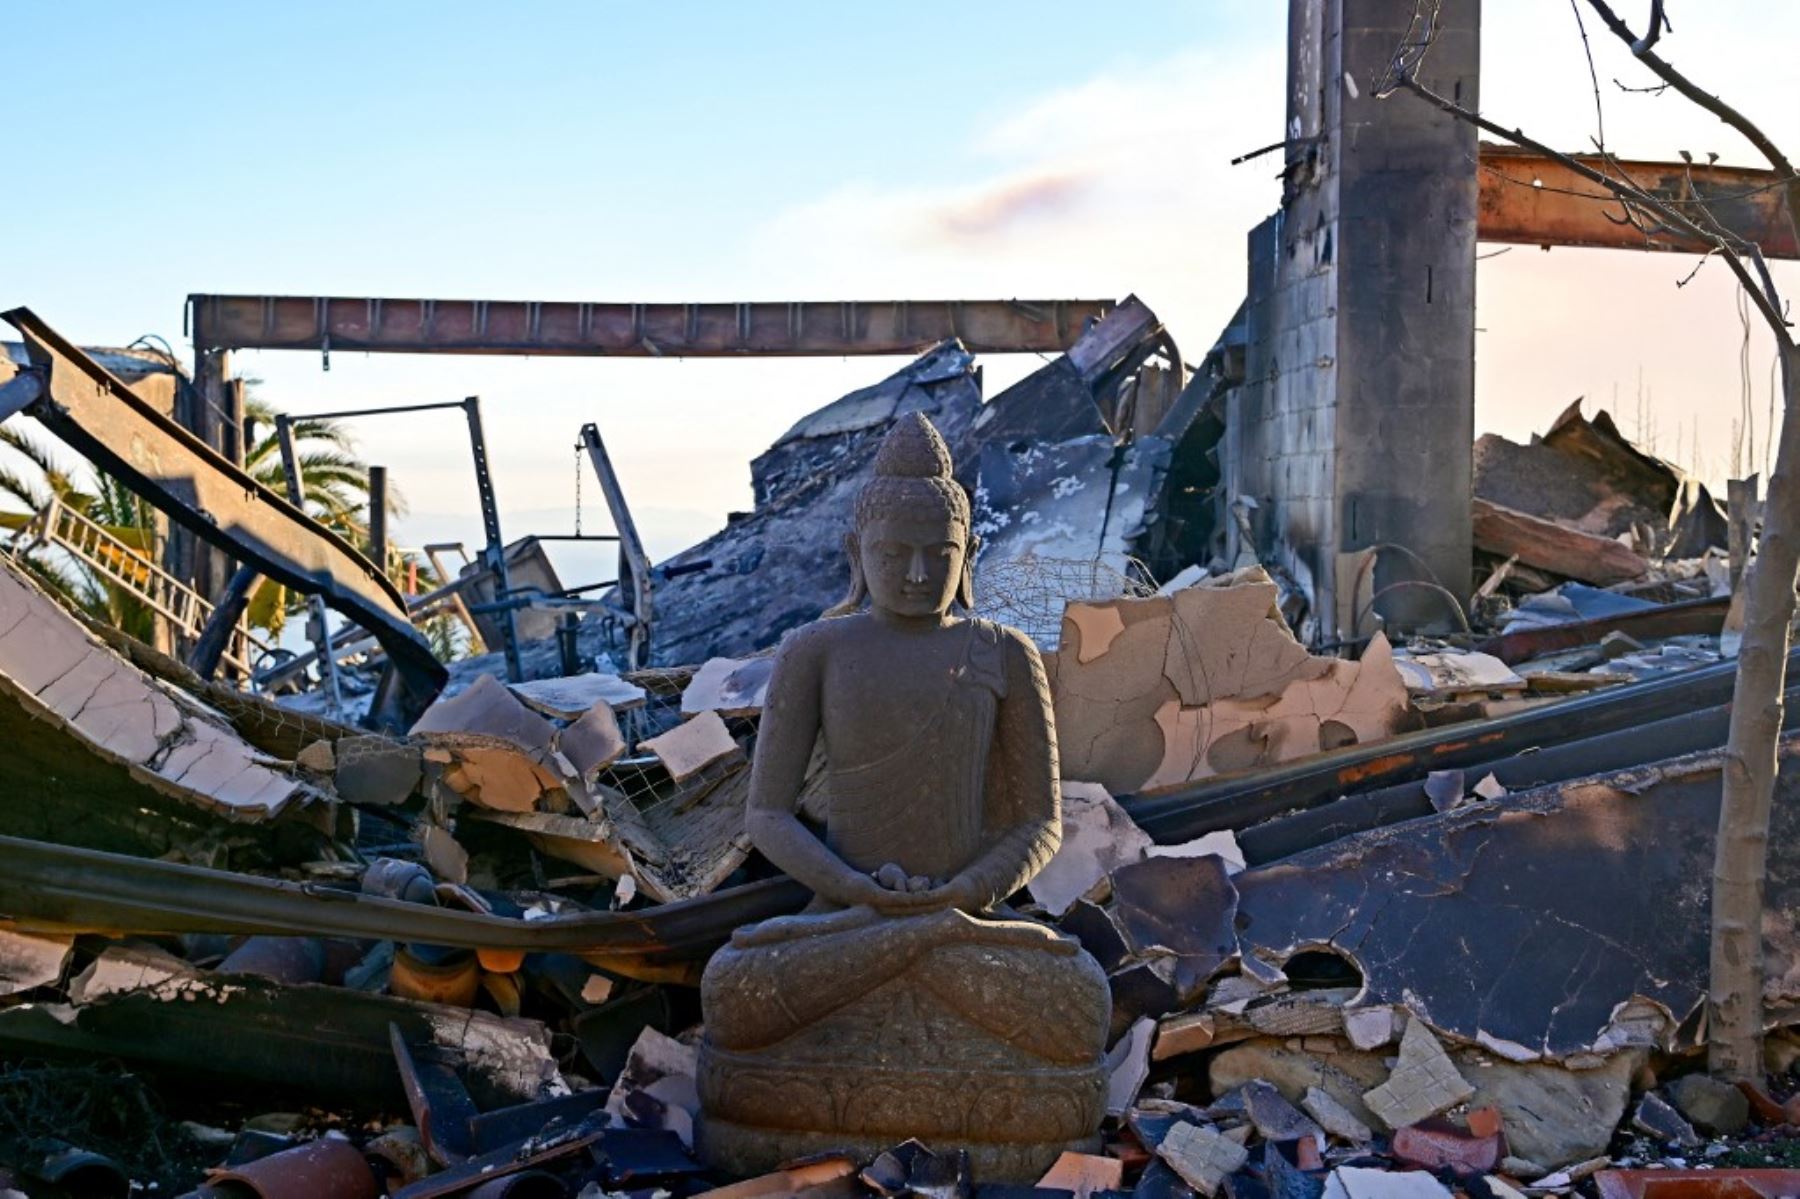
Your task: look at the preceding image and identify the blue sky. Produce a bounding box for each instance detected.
[6,2,1797,587]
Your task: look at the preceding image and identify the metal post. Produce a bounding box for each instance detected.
[464,398,523,682]
[579,422,653,669]
[368,465,389,576]
[190,564,260,682]
[276,414,346,716]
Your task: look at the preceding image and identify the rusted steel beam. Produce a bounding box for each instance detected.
[1,309,445,722]
[1476,142,1800,258]
[187,294,1112,357]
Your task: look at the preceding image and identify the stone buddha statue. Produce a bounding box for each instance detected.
[696,413,1111,1181]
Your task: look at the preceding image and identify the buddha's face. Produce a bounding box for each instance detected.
[856,515,968,618]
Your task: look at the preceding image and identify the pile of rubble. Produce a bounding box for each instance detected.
[0,298,1795,1198]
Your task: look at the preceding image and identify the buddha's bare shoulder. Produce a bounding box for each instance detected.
[774,611,870,665]
[972,617,1047,668]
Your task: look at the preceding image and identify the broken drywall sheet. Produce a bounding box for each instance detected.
[1050,567,1409,795]
[1233,742,1800,1059]
[1392,651,1525,698]
[412,673,556,753]
[0,555,319,821]
[558,701,627,779]
[1029,781,1153,916]
[680,656,774,718]
[1144,633,1409,791]
[509,671,647,718]
[639,711,742,784]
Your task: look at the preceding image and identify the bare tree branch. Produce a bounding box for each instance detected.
[1388,71,1791,338]
[1585,1,1800,204]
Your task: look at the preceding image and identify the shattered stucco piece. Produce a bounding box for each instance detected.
[1393,651,1525,697]
[680,656,774,718]
[1155,1121,1248,1197]
[0,930,72,995]
[1209,1038,1388,1133]
[1232,1078,1325,1148]
[606,1027,700,1148]
[333,735,423,805]
[1036,1151,1124,1197]
[0,558,317,821]
[1028,781,1152,916]
[639,711,742,783]
[425,739,567,813]
[1361,1018,1473,1129]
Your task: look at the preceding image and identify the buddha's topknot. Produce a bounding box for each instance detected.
[854,412,970,531]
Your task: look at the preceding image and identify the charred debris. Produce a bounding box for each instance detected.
[0,296,1794,1199]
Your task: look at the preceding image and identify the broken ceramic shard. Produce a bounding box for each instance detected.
[1360,1018,1474,1129]
[696,413,1110,1183]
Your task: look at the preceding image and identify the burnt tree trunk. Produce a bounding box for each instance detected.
[1713,340,1800,1079]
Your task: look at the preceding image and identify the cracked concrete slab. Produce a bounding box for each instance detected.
[0,555,319,824]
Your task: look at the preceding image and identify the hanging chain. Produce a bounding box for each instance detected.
[573,441,583,537]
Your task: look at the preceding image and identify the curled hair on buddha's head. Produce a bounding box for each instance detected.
[852,411,971,533]
[826,412,979,617]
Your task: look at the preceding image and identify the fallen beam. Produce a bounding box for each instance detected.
[1123,646,1797,842]
[1472,497,1648,585]
[188,294,1112,357]
[1476,142,1800,258]
[1474,594,1729,665]
[0,835,807,984]
[1,308,444,724]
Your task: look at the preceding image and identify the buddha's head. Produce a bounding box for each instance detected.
[833,412,975,619]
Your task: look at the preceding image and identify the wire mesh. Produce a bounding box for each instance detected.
[974,554,1159,650]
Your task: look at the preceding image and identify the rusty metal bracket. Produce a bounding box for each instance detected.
[1,308,445,726]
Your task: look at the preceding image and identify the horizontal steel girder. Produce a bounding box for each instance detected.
[187,294,1113,356]
[1476,142,1799,258]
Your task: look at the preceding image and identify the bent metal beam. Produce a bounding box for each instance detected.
[0,308,445,722]
[187,294,1112,357]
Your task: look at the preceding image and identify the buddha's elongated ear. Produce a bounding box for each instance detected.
[957,532,980,611]
[824,531,867,617]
